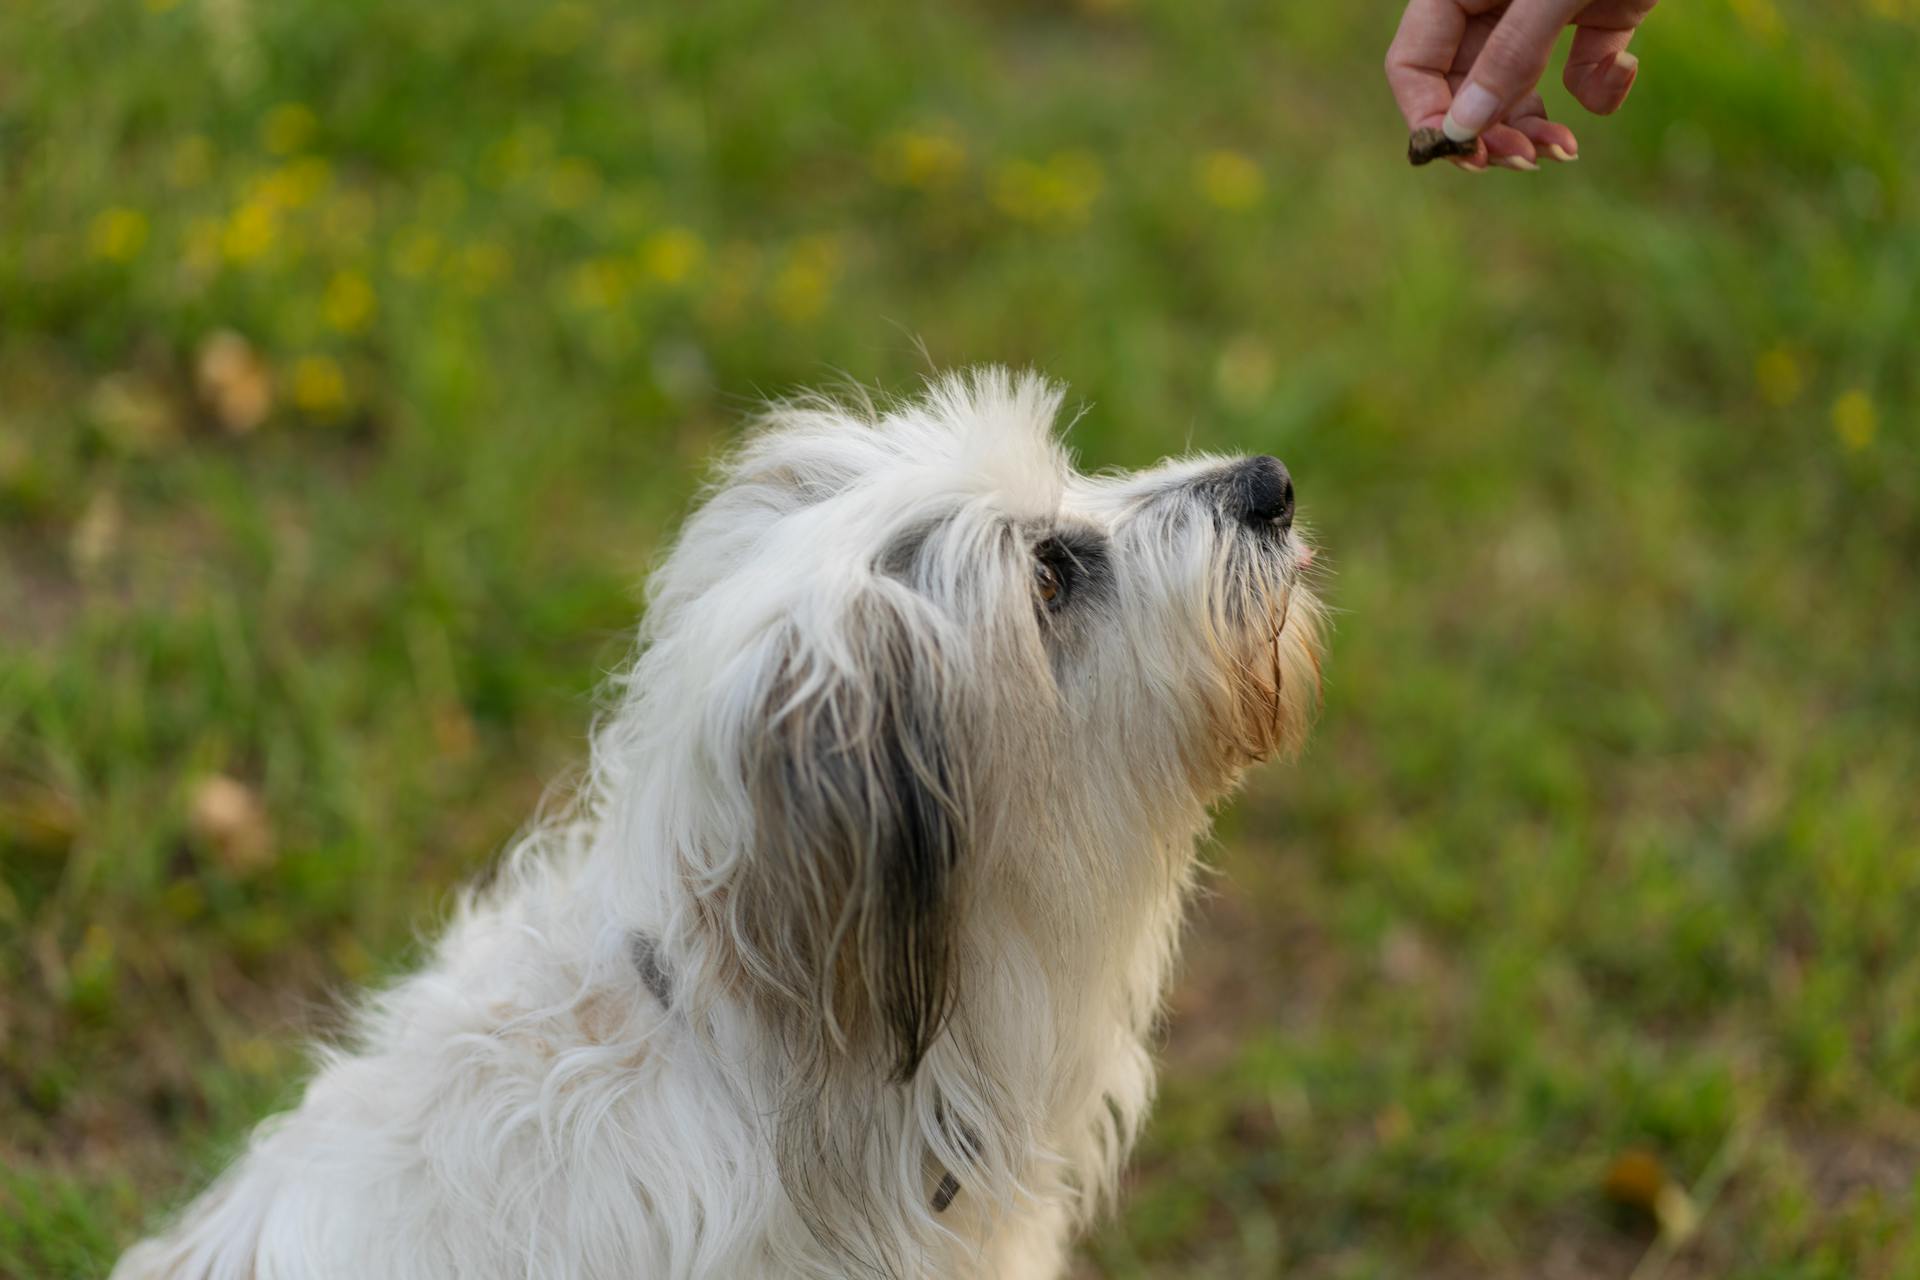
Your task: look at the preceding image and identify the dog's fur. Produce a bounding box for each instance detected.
[114,370,1323,1280]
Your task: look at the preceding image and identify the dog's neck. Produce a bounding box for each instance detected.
[549,792,1207,1274]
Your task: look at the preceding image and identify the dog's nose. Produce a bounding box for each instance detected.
[1226,455,1294,532]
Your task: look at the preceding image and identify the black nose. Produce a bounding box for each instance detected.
[1226,455,1294,532]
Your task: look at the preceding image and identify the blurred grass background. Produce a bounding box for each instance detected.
[3,0,1919,1275]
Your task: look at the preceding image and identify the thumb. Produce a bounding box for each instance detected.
[1442,0,1584,142]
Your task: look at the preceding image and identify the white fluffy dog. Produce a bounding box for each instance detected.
[115,370,1323,1280]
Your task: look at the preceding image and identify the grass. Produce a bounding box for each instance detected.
[3,0,1919,1275]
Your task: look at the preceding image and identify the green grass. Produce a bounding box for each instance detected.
[4,0,1919,1275]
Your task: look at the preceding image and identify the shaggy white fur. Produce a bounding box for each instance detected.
[113,370,1323,1280]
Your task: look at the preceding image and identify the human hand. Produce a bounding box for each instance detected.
[1387,1,1658,171]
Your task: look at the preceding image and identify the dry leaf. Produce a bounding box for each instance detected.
[1380,924,1435,986]
[1603,1147,1668,1211]
[69,489,122,575]
[1655,1181,1701,1243]
[1603,1146,1701,1242]
[2,784,80,860]
[189,774,274,874]
[195,330,274,434]
[87,373,181,454]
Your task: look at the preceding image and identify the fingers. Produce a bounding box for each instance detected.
[1385,0,1477,130]
[1565,23,1641,115]
[1443,0,1585,141]
[1505,90,1580,162]
[1481,123,1541,171]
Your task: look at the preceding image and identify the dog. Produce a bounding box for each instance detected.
[113,369,1323,1280]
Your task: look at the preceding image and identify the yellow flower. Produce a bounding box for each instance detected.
[771,235,843,323]
[167,135,215,188]
[1196,149,1264,211]
[1728,0,1781,41]
[290,355,349,417]
[222,200,279,263]
[1832,389,1878,452]
[993,151,1104,228]
[1754,346,1805,408]
[88,207,149,262]
[183,216,225,278]
[546,159,603,211]
[391,228,442,280]
[565,257,633,310]
[873,129,967,190]
[250,156,332,210]
[261,103,319,155]
[641,227,706,286]
[322,271,377,335]
[486,124,553,188]
[452,242,512,295]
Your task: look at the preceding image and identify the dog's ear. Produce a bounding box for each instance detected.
[732,587,967,1080]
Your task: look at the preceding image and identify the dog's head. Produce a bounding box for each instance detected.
[633,370,1321,1086]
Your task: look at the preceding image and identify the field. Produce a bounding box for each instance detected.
[4,0,1919,1275]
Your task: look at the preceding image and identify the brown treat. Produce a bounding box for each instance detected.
[1408,127,1477,167]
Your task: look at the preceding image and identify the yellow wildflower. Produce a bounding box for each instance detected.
[1754,346,1805,408]
[641,227,706,286]
[1197,149,1264,211]
[993,151,1104,228]
[873,129,967,190]
[565,257,633,311]
[1728,0,1781,40]
[322,271,377,335]
[452,242,511,295]
[223,200,279,263]
[250,156,332,210]
[486,124,553,188]
[261,103,318,155]
[88,207,149,262]
[290,355,349,417]
[1832,389,1877,452]
[183,216,225,278]
[391,229,442,280]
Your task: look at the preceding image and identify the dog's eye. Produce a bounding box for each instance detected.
[1033,541,1070,610]
[1035,558,1062,605]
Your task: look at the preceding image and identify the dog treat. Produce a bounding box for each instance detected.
[1407,127,1477,167]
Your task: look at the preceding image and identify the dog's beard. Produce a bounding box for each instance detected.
[1211,531,1322,771]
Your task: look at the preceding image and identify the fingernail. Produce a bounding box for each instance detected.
[1494,155,1540,172]
[1449,157,1487,174]
[1614,51,1640,75]
[1442,82,1502,142]
[1542,144,1578,163]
